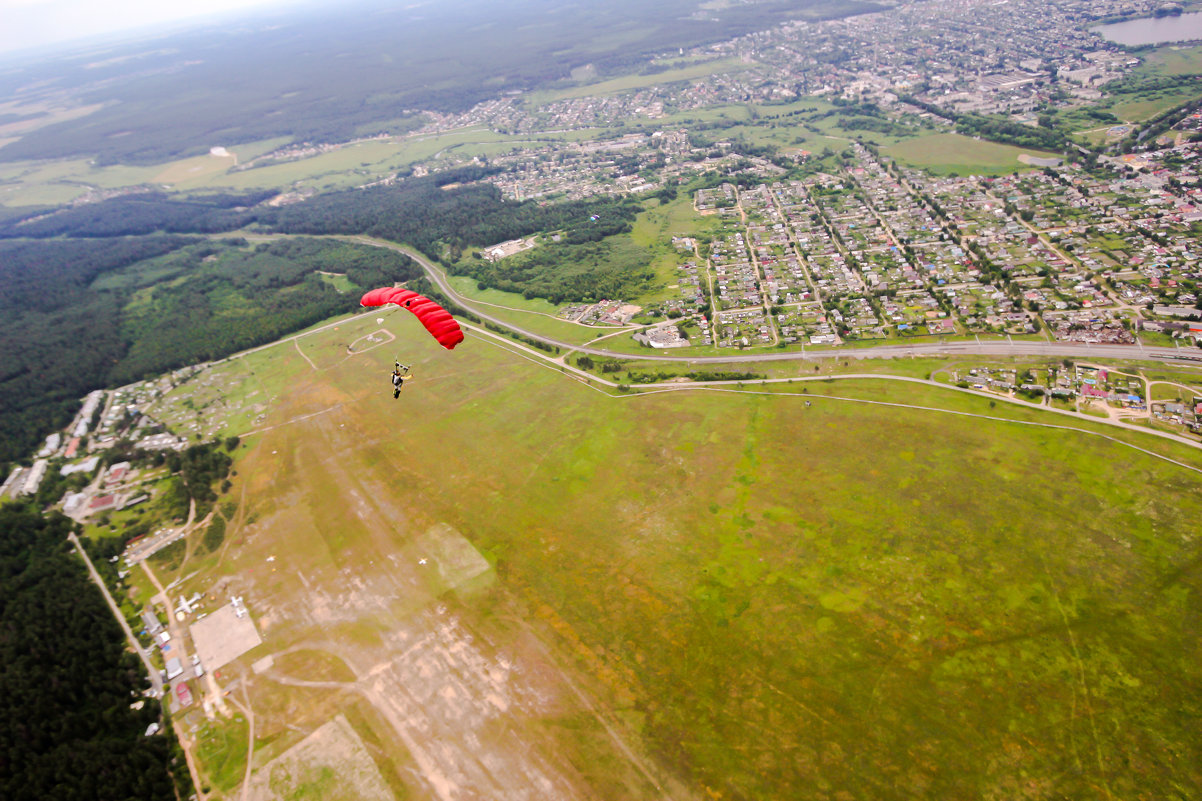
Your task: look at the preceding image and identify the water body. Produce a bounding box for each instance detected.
[1093,12,1202,46]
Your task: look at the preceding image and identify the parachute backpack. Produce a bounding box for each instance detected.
[360,287,465,349]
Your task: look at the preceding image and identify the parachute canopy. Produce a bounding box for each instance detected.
[360,287,464,350]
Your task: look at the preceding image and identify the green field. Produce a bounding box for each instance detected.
[526,58,753,105]
[158,310,1202,800]
[0,139,292,206]
[1132,43,1202,76]
[1110,87,1202,122]
[884,133,1060,176]
[0,128,580,204]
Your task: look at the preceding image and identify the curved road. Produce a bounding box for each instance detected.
[346,236,1202,368]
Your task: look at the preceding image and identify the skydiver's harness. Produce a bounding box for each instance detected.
[392,362,410,388]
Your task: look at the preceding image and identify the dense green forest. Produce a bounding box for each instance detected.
[457,205,650,303]
[0,237,195,467]
[0,0,883,165]
[0,169,640,261]
[160,442,235,520]
[268,168,643,258]
[0,237,418,464]
[0,503,182,800]
[0,190,275,238]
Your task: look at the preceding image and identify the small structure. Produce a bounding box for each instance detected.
[19,460,49,496]
[481,236,538,262]
[37,433,61,457]
[105,461,131,486]
[61,456,100,476]
[88,494,116,513]
[62,492,87,515]
[141,610,164,636]
[164,657,184,680]
[0,467,23,498]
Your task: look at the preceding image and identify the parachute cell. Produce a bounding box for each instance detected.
[360,287,465,350]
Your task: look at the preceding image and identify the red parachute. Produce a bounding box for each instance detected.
[360,287,464,350]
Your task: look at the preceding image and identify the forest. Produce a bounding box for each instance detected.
[0,190,275,239]
[0,503,183,800]
[0,237,195,467]
[456,205,650,303]
[0,169,637,261]
[0,237,418,465]
[269,168,641,259]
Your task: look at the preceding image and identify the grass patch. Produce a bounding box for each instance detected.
[194,713,250,793]
[271,649,357,683]
[1133,43,1202,76]
[526,58,751,105]
[158,312,1202,800]
[884,132,1060,176]
[1111,87,1202,122]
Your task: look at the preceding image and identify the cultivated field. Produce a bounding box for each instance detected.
[158,310,1202,800]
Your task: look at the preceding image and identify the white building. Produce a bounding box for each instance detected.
[37,433,62,458]
[20,459,48,496]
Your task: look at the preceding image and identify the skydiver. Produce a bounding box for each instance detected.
[391,362,410,398]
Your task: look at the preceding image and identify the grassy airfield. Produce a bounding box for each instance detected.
[151,308,1202,801]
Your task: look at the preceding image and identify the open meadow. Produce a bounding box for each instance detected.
[149,307,1202,801]
[884,133,1060,176]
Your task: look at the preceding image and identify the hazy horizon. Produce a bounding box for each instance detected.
[0,0,315,57]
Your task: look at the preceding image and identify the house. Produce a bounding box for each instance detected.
[141,610,163,636]
[105,461,131,485]
[88,494,116,512]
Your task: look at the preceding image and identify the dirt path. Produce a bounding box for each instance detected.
[1147,378,1202,400]
[227,676,256,801]
[139,558,208,796]
[293,338,317,371]
[69,532,164,696]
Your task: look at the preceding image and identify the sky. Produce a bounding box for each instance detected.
[0,0,308,55]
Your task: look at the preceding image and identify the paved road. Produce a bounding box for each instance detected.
[69,532,163,697]
[346,236,1202,368]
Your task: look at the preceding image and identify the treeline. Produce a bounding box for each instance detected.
[270,168,638,259]
[0,503,184,800]
[457,205,646,303]
[0,237,418,464]
[900,96,1069,152]
[462,238,650,304]
[158,441,235,520]
[955,114,1068,152]
[0,190,275,239]
[0,237,195,465]
[112,239,421,381]
[1116,94,1202,154]
[686,370,765,382]
[0,169,641,269]
[818,101,920,138]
